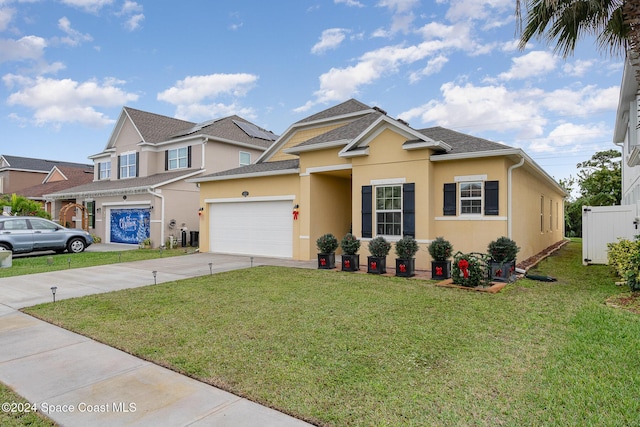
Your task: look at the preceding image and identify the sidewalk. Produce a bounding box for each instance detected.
[0,252,316,426]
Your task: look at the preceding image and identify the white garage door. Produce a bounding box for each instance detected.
[209,199,293,258]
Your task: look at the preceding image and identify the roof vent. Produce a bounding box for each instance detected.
[397,118,410,127]
[373,106,387,115]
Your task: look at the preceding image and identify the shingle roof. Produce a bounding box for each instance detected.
[45,169,201,198]
[292,112,383,149]
[295,99,372,124]
[0,155,92,172]
[195,159,300,180]
[19,166,94,198]
[417,127,512,155]
[123,107,276,149]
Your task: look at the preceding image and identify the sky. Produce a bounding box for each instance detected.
[0,0,623,185]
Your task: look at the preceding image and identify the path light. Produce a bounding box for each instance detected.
[50,286,57,303]
[250,257,254,268]
[67,257,71,269]
[159,246,164,257]
[152,270,157,285]
[208,262,213,275]
[118,252,122,263]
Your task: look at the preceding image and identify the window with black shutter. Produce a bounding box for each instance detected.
[484,181,499,215]
[443,183,456,216]
[361,186,372,238]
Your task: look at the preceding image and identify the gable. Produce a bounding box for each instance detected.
[270,123,347,162]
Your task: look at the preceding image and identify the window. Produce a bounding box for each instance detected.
[540,195,544,233]
[460,182,482,214]
[29,218,58,231]
[376,185,402,236]
[549,199,553,232]
[85,201,95,228]
[239,151,251,166]
[99,162,111,180]
[119,152,137,179]
[168,147,188,170]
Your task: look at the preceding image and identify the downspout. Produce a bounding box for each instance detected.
[201,137,207,169]
[508,155,525,239]
[148,188,165,246]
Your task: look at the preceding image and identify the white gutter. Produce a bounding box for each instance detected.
[508,156,525,239]
[148,188,165,246]
[201,137,207,169]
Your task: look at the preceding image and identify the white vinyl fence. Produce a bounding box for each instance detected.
[582,204,638,265]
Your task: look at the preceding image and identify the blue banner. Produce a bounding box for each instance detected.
[110,208,150,244]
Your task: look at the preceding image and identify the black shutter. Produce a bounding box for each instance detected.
[443,183,456,216]
[135,152,139,177]
[164,150,169,171]
[485,180,499,215]
[362,186,372,238]
[117,156,121,179]
[403,183,415,237]
[187,146,192,168]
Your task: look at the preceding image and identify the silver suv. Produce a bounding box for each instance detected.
[0,216,93,254]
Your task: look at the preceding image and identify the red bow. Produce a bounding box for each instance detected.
[344,259,351,268]
[320,258,326,266]
[370,261,377,270]
[293,209,299,220]
[458,259,469,278]
[435,266,443,275]
[399,264,406,273]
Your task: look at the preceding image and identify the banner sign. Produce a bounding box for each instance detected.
[110,208,150,244]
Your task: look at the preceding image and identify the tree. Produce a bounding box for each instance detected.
[562,149,621,237]
[515,0,639,63]
[0,194,50,218]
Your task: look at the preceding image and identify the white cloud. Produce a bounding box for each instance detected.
[409,55,448,82]
[2,74,138,127]
[55,17,93,46]
[117,1,144,31]
[157,73,258,121]
[59,0,114,13]
[541,85,619,115]
[311,28,348,54]
[124,13,144,31]
[445,0,512,22]
[335,0,364,7]
[0,7,15,31]
[528,122,609,153]
[378,0,419,14]
[498,50,557,80]
[120,0,142,14]
[0,35,46,63]
[562,59,594,77]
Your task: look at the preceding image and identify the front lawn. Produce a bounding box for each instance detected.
[23,241,640,426]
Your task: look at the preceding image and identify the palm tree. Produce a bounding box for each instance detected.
[516,0,630,57]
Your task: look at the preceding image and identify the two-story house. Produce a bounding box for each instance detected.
[191,99,566,267]
[0,155,92,196]
[45,107,276,247]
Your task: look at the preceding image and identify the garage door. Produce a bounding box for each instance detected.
[209,199,293,258]
[109,208,150,244]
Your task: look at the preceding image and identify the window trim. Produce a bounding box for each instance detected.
[239,151,251,166]
[459,181,483,215]
[119,152,137,179]
[167,147,189,170]
[98,161,111,180]
[375,184,403,237]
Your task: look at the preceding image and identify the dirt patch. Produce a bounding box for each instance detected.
[606,292,640,315]
[516,239,569,272]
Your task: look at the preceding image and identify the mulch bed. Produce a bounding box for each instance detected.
[516,239,569,271]
[435,279,507,293]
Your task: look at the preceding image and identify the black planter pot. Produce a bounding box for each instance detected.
[367,256,387,274]
[341,254,360,271]
[489,260,516,282]
[431,260,452,280]
[318,253,336,269]
[395,258,415,277]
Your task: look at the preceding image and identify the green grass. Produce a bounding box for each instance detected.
[22,241,640,426]
[0,248,188,278]
[0,383,56,426]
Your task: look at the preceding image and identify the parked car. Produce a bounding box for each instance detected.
[0,216,93,254]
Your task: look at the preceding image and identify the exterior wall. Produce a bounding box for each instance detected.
[271,123,346,162]
[510,164,565,260]
[0,170,47,194]
[205,142,263,172]
[199,174,300,256]
[619,99,640,205]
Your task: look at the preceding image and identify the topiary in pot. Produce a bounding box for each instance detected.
[340,233,360,271]
[367,236,391,274]
[395,235,419,277]
[487,236,519,282]
[428,237,453,280]
[316,233,339,269]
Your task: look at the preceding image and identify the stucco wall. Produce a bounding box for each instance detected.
[271,123,346,162]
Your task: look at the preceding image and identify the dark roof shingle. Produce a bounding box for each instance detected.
[0,155,92,172]
[417,127,512,155]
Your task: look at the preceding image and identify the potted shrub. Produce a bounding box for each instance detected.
[428,237,453,280]
[452,251,490,288]
[340,233,361,272]
[487,236,519,282]
[316,233,339,269]
[395,235,419,277]
[367,236,391,274]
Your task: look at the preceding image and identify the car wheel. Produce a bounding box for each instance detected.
[0,243,10,251]
[67,238,86,253]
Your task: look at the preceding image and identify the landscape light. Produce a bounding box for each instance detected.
[50,286,57,303]
[208,262,213,275]
[152,270,157,285]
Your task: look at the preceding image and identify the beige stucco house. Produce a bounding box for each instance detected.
[191,99,566,267]
[46,107,276,247]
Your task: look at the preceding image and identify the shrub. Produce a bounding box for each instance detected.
[487,237,519,263]
[340,233,361,255]
[368,236,391,257]
[91,234,102,243]
[395,236,419,259]
[608,238,640,291]
[452,252,490,287]
[428,237,453,261]
[316,233,339,254]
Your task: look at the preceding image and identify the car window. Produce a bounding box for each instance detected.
[2,219,28,230]
[29,219,59,231]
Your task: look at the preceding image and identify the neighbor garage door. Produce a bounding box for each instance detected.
[209,199,293,258]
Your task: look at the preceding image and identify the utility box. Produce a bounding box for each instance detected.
[0,250,12,268]
[190,231,199,247]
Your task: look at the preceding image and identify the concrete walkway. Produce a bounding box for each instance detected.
[0,249,316,426]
